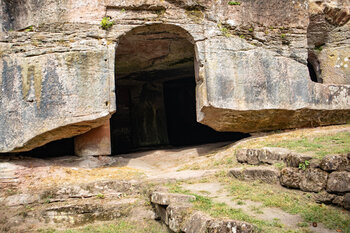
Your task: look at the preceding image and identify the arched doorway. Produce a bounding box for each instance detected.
[111,24,245,154]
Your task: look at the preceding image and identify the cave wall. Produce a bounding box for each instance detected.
[0,0,350,153]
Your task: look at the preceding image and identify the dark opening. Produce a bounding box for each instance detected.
[307,60,319,83]
[12,138,75,158]
[111,24,247,155]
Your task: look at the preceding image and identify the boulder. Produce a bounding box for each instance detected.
[299,168,328,192]
[326,172,350,193]
[280,168,302,189]
[320,154,349,172]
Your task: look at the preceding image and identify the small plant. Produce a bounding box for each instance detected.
[228,1,241,5]
[239,35,245,39]
[280,33,286,39]
[25,25,34,32]
[218,23,231,37]
[101,16,114,30]
[237,200,245,205]
[121,8,126,13]
[96,193,105,199]
[314,45,323,52]
[248,28,254,32]
[298,160,310,170]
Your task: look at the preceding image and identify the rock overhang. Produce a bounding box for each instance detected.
[0,0,349,153]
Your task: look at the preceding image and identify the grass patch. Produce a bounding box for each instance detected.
[168,184,302,233]
[38,219,168,233]
[222,177,350,233]
[264,132,350,159]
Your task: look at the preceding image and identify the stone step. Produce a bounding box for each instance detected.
[228,166,280,183]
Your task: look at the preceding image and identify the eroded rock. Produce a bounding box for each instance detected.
[284,154,313,168]
[182,212,212,233]
[299,168,328,192]
[326,171,350,193]
[280,168,302,189]
[320,154,349,172]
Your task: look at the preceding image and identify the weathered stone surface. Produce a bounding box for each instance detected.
[344,193,350,210]
[74,121,111,156]
[299,168,328,192]
[154,204,167,222]
[182,211,212,233]
[151,192,196,205]
[327,171,350,193]
[236,147,289,165]
[0,33,116,153]
[320,154,349,172]
[259,148,289,165]
[166,204,192,232]
[0,0,350,153]
[280,168,302,189]
[229,167,279,183]
[207,219,255,233]
[314,191,336,204]
[284,154,313,168]
[228,168,244,179]
[309,158,321,169]
[245,149,260,165]
[4,194,40,206]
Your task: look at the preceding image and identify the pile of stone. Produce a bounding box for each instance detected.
[232,148,350,210]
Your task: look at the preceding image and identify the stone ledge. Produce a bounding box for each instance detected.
[150,191,256,233]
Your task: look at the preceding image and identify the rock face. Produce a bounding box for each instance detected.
[0,0,350,153]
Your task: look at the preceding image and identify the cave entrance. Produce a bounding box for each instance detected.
[111,24,245,155]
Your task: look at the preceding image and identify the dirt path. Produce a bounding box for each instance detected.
[182,182,337,233]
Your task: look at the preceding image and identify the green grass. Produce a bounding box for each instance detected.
[228,1,241,5]
[223,177,350,233]
[265,132,350,159]
[168,183,307,233]
[38,219,168,233]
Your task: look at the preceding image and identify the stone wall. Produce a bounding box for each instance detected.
[234,148,350,210]
[0,0,350,153]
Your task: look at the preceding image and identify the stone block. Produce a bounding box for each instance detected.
[242,167,280,183]
[166,204,192,232]
[151,192,195,205]
[344,193,350,210]
[207,219,255,233]
[327,171,350,193]
[320,154,349,172]
[280,167,302,189]
[284,154,313,168]
[182,211,212,233]
[299,168,328,192]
